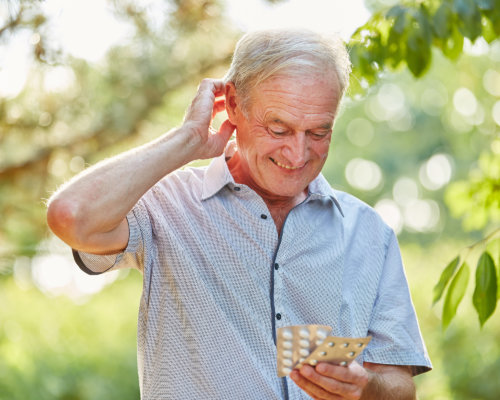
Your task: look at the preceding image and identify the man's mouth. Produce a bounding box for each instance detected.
[270,158,304,170]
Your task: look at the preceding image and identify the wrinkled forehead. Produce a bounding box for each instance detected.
[245,70,341,116]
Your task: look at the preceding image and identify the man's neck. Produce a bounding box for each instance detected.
[227,151,307,234]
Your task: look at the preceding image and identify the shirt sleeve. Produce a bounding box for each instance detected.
[72,203,148,275]
[363,229,432,375]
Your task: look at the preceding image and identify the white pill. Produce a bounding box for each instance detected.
[299,328,309,338]
[315,339,324,346]
[348,351,356,357]
[316,329,328,339]
[319,351,327,357]
[299,339,310,348]
[299,357,306,363]
[282,367,292,375]
[342,343,349,348]
[340,361,348,367]
[282,350,293,358]
[283,358,293,367]
[283,341,293,349]
[309,359,318,366]
[299,348,310,357]
[327,341,335,347]
[281,329,293,340]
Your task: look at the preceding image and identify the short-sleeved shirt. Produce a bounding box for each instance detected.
[74,153,432,399]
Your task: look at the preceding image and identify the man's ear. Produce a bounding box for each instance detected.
[225,82,240,125]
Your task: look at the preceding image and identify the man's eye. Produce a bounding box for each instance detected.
[268,128,288,136]
[310,131,331,139]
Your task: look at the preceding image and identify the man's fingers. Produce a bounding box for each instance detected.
[291,364,364,400]
[217,119,236,142]
[199,78,225,97]
[316,362,369,387]
[212,99,226,119]
[290,369,340,400]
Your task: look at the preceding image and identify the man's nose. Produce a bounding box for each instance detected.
[283,132,308,166]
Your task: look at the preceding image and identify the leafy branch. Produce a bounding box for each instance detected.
[433,228,500,329]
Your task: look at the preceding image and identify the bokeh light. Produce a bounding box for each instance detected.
[346,117,374,146]
[374,199,403,234]
[345,158,383,191]
[419,153,453,191]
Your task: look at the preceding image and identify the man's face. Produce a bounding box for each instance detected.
[228,72,341,199]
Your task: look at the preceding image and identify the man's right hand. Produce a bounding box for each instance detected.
[183,78,236,161]
[47,78,236,255]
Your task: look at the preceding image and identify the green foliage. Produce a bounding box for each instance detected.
[0,272,142,400]
[351,0,500,328]
[433,256,460,305]
[433,230,500,329]
[442,261,469,329]
[472,251,498,326]
[348,0,500,92]
[445,153,500,230]
[439,150,500,327]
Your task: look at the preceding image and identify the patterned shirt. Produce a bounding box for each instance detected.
[74,152,432,399]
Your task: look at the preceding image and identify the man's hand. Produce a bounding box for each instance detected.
[47,78,236,255]
[290,361,368,400]
[290,361,416,400]
[183,78,236,160]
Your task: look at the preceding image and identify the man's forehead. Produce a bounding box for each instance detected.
[267,116,333,130]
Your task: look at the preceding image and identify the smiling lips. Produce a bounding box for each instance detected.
[270,157,305,170]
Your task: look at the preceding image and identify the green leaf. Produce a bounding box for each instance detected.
[453,0,483,40]
[406,26,432,76]
[387,5,407,34]
[443,262,470,330]
[486,237,500,299]
[473,252,498,326]
[433,3,454,39]
[433,256,461,305]
[475,0,495,10]
[441,26,465,60]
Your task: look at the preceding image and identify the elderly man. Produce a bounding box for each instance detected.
[47,29,431,399]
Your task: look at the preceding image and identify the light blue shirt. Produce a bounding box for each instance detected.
[75,153,431,399]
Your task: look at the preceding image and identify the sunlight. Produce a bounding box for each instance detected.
[226,0,370,40]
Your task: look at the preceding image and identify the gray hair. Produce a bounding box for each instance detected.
[223,28,351,113]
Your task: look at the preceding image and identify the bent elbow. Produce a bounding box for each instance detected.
[46,196,80,243]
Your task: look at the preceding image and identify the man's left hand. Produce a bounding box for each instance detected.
[290,361,369,400]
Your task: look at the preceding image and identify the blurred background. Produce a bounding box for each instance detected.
[1,0,499,399]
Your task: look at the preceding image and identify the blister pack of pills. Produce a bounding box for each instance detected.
[276,325,371,377]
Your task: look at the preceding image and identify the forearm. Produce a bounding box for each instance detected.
[47,127,196,249]
[361,365,416,400]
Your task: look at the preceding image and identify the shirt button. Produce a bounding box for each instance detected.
[274,263,279,270]
[260,214,268,220]
[233,186,241,191]
[276,313,282,320]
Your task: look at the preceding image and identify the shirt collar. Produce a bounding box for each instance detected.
[201,149,344,218]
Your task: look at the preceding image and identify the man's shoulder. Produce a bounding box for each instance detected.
[333,189,392,234]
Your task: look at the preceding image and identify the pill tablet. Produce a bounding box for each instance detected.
[299,348,310,357]
[281,329,293,340]
[282,350,293,358]
[316,329,328,339]
[299,328,310,338]
[283,358,293,367]
[282,341,293,349]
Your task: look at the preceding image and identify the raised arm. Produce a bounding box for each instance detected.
[47,79,235,255]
